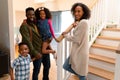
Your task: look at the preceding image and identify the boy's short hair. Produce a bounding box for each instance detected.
[18,42,29,49]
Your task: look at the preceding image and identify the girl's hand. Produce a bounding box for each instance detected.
[54,38,59,42]
[62,32,68,36]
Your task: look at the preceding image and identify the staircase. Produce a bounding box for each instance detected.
[88,27,120,80]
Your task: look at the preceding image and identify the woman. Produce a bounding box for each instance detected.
[62,3,91,80]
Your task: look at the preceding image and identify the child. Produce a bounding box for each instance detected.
[10,42,32,80]
[35,7,56,54]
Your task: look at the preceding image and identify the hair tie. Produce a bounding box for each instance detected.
[38,7,44,11]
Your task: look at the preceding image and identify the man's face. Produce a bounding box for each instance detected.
[26,10,35,21]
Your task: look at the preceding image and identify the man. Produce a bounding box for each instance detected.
[19,7,50,80]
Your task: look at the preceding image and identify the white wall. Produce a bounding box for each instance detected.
[106,0,120,25]
[0,0,14,59]
[61,11,74,32]
[13,0,35,11]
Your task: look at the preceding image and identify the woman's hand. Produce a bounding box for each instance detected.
[72,21,79,28]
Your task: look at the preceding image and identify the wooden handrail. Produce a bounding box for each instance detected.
[55,24,73,42]
[88,0,99,9]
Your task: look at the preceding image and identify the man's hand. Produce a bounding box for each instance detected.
[35,53,42,59]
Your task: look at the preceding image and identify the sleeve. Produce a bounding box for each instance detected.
[28,54,32,62]
[64,20,89,45]
[48,19,55,38]
[19,24,38,56]
[11,59,20,69]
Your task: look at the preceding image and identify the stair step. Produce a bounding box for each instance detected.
[89,65,114,80]
[92,44,117,51]
[97,36,120,41]
[89,53,115,64]
[103,28,120,31]
[68,74,79,80]
[106,24,117,28]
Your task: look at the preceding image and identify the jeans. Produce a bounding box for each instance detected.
[32,54,50,80]
[63,57,86,80]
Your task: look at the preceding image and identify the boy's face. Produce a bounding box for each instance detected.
[26,10,35,21]
[18,45,29,57]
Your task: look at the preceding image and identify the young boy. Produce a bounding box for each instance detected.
[10,42,31,80]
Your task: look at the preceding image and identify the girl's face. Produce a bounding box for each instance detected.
[39,10,46,20]
[18,45,29,57]
[74,6,84,21]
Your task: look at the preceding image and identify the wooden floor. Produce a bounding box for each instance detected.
[29,59,79,80]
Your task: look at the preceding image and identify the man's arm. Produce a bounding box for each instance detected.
[19,24,41,59]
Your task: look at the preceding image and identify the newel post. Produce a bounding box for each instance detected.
[114,50,120,80]
[57,41,63,80]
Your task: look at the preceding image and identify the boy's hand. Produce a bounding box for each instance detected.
[11,76,14,80]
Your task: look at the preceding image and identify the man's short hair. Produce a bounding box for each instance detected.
[25,7,34,14]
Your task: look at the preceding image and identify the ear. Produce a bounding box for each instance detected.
[28,48,30,52]
[18,49,20,53]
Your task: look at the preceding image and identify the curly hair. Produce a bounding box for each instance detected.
[35,7,52,20]
[71,3,91,20]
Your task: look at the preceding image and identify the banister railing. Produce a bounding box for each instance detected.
[89,0,107,47]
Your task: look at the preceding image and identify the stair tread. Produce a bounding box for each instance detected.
[89,65,114,80]
[68,75,79,80]
[103,27,120,31]
[92,44,117,51]
[89,53,115,64]
[97,36,120,41]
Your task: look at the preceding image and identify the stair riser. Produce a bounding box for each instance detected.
[95,39,119,47]
[90,47,117,58]
[101,31,120,37]
[89,59,115,72]
[88,73,109,80]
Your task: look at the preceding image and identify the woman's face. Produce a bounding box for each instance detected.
[39,10,46,20]
[74,6,84,21]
